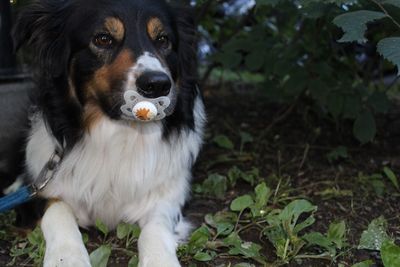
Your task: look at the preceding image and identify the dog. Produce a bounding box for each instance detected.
[0,0,205,266]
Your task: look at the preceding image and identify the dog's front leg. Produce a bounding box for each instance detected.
[138,207,184,267]
[41,201,91,267]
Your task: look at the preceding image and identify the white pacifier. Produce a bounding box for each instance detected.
[121,90,172,122]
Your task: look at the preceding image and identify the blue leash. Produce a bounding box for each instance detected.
[0,186,33,213]
[0,149,63,213]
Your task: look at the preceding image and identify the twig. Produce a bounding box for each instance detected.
[257,99,298,142]
[294,253,332,260]
[371,0,400,29]
[297,143,310,172]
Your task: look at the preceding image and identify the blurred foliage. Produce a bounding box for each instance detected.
[190,0,400,143]
[10,0,400,143]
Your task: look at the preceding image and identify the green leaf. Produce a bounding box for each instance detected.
[351,260,374,267]
[188,226,211,252]
[382,0,400,8]
[117,223,131,239]
[95,219,109,237]
[239,131,254,145]
[216,222,234,236]
[245,51,265,71]
[228,241,263,259]
[326,146,348,162]
[383,166,399,190]
[327,221,346,249]
[381,240,400,267]
[215,50,242,69]
[303,232,333,250]
[228,166,242,186]
[353,110,376,144]
[200,173,228,199]
[128,255,139,267]
[213,135,234,150]
[279,199,317,233]
[27,227,44,246]
[240,168,259,186]
[193,251,213,261]
[223,232,242,247]
[377,37,400,75]
[231,195,254,211]
[90,245,112,267]
[358,216,390,250]
[254,182,271,208]
[333,11,386,43]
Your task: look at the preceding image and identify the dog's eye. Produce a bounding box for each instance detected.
[93,33,115,48]
[155,35,171,50]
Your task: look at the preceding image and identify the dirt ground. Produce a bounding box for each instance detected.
[185,86,400,266]
[0,85,399,266]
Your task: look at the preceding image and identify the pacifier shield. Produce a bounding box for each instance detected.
[121,90,172,122]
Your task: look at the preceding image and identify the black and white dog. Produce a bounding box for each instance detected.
[1,0,205,266]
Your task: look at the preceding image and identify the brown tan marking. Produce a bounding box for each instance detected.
[86,49,134,97]
[45,198,61,210]
[104,17,125,41]
[147,17,164,40]
[83,49,134,129]
[83,101,104,130]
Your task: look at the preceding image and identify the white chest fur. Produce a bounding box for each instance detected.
[26,97,205,228]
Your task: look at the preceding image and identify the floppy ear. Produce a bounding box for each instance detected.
[174,8,198,83]
[13,0,72,78]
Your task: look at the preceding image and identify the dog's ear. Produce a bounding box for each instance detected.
[13,0,72,78]
[174,7,197,83]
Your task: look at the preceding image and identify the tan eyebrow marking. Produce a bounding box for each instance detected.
[104,17,125,41]
[147,17,164,40]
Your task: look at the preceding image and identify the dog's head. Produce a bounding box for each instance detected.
[14,0,196,128]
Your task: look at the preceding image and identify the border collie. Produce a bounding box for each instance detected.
[1,0,205,266]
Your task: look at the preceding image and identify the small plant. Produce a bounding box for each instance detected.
[89,220,141,267]
[9,226,45,266]
[303,220,347,258]
[357,216,400,267]
[263,199,318,263]
[326,146,349,163]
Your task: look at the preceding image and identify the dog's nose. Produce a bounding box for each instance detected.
[136,71,171,98]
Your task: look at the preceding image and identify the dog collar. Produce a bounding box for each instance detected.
[0,148,63,213]
[120,90,173,122]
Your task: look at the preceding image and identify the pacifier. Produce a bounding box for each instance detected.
[121,90,172,122]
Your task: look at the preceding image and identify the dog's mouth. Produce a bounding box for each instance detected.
[120,89,177,122]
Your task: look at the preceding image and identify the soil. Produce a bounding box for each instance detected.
[185,85,400,266]
[0,85,399,267]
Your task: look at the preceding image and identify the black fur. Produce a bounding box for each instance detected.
[1,0,198,227]
[13,0,198,148]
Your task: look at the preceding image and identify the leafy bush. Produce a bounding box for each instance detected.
[193,0,400,143]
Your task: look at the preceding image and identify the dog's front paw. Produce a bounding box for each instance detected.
[139,254,181,267]
[43,243,91,267]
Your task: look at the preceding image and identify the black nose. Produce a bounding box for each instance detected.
[136,71,171,98]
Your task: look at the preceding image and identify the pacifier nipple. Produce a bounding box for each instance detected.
[132,101,158,121]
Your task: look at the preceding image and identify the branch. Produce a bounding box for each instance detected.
[371,0,400,29]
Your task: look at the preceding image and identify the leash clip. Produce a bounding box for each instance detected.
[29,148,64,197]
